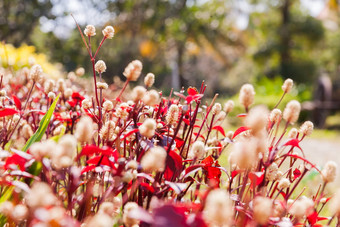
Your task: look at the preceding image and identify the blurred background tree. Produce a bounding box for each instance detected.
[2,0,340,97]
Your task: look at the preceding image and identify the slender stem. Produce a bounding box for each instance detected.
[116,80,130,102]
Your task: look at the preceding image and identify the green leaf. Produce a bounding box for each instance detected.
[0,187,13,204]
[22,93,60,152]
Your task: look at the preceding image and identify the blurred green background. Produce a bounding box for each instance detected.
[2,0,340,127]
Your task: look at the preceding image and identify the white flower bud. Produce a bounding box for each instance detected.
[102,26,115,39]
[95,60,107,73]
[84,25,96,36]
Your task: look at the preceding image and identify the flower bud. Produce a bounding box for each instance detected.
[123,60,142,81]
[223,100,234,113]
[282,78,293,93]
[283,100,301,124]
[102,26,115,39]
[144,73,155,87]
[321,161,337,183]
[95,60,107,73]
[141,146,167,172]
[188,141,205,160]
[84,25,96,36]
[30,64,43,82]
[239,84,255,110]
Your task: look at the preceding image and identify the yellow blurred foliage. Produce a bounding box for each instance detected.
[0,43,63,79]
[139,40,157,59]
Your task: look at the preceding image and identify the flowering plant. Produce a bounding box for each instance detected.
[0,23,339,227]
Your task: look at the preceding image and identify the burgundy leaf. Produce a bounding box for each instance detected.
[164,149,183,181]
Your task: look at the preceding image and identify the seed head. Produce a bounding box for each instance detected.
[123,60,143,81]
[283,100,301,124]
[123,202,139,227]
[278,178,290,190]
[30,64,43,82]
[75,67,85,76]
[211,103,222,115]
[132,86,147,102]
[223,100,234,113]
[139,118,156,138]
[269,108,282,123]
[245,105,268,137]
[253,196,273,225]
[12,204,28,222]
[266,163,278,181]
[102,26,115,39]
[82,98,92,109]
[144,73,155,87]
[142,90,160,106]
[30,140,56,159]
[288,128,298,139]
[84,25,96,36]
[99,120,116,141]
[203,189,232,227]
[188,141,205,160]
[321,161,337,183]
[329,189,340,216]
[116,103,130,120]
[103,100,113,111]
[64,88,73,99]
[239,84,255,110]
[75,116,94,144]
[44,79,55,93]
[299,121,314,136]
[289,196,314,219]
[0,90,6,97]
[282,78,294,93]
[166,104,179,126]
[48,92,56,100]
[141,146,167,172]
[97,82,108,89]
[95,60,107,73]
[25,182,58,208]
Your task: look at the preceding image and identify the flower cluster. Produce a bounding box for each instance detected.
[0,24,339,227]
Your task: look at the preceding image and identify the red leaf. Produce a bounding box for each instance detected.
[183,164,204,177]
[81,165,96,174]
[4,154,27,171]
[187,87,199,96]
[285,154,320,173]
[237,113,247,118]
[121,129,139,140]
[212,125,226,137]
[186,94,203,104]
[164,149,183,181]
[193,132,205,141]
[283,139,302,150]
[174,92,186,100]
[307,211,324,225]
[293,168,301,180]
[87,156,115,168]
[0,108,19,117]
[78,145,119,161]
[140,182,155,193]
[248,171,264,188]
[232,126,250,139]
[202,156,221,186]
[183,118,190,125]
[231,169,245,178]
[12,95,21,110]
[174,137,185,150]
[71,92,85,101]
